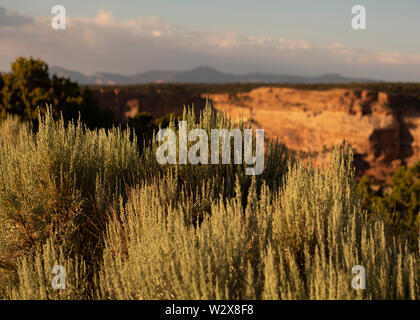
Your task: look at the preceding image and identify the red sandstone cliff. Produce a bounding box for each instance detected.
[91,86,420,180]
[206,87,420,180]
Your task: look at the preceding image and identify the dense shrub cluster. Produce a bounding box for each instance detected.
[0,103,418,300]
[0,108,141,296]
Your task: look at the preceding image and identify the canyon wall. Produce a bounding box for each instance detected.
[92,86,420,180]
[207,87,420,180]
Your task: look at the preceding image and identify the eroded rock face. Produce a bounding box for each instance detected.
[206,87,420,180]
[91,86,420,180]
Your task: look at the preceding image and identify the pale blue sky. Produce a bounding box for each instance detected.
[1,1,420,80]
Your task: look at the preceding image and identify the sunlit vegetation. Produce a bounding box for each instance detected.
[0,104,418,300]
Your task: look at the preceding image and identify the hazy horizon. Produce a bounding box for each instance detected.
[1,1,420,81]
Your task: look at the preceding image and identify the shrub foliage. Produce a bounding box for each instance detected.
[0,102,418,300]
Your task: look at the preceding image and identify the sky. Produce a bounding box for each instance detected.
[1,0,420,81]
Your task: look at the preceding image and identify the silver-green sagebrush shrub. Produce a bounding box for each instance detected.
[142,102,290,203]
[0,115,31,147]
[8,237,88,300]
[1,103,418,300]
[264,145,419,299]
[0,107,141,294]
[97,145,419,300]
[97,177,271,299]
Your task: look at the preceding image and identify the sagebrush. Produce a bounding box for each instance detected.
[0,104,418,299]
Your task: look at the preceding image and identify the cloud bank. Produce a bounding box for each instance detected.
[1,8,419,81]
[0,7,34,27]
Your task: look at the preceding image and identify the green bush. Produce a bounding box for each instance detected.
[358,162,420,238]
[0,57,115,128]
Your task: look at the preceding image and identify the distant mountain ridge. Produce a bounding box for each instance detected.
[50,65,379,85]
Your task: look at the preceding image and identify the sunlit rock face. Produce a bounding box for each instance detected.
[91,85,420,180]
[206,87,420,181]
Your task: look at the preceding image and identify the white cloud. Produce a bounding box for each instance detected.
[0,7,419,81]
[327,43,420,67]
[377,51,402,64]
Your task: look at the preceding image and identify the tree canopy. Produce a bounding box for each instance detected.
[0,57,115,128]
[358,161,420,237]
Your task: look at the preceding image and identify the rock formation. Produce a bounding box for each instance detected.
[206,87,420,180]
[91,86,420,180]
